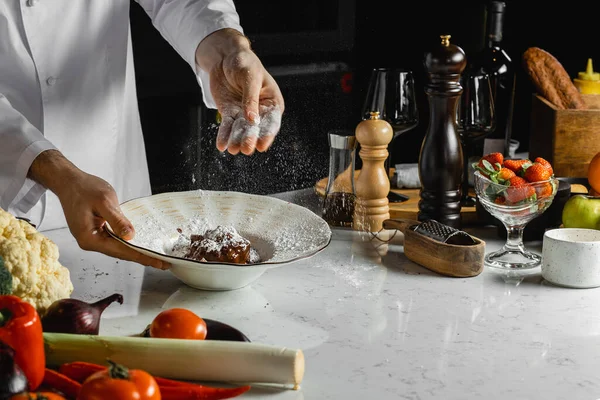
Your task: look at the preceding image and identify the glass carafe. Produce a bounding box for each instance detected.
[322,130,357,228]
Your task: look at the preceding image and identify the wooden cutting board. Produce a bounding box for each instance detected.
[314,170,480,225]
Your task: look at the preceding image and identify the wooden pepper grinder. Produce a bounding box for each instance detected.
[353,111,393,232]
[418,34,466,229]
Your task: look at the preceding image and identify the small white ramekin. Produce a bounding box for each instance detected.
[542,228,600,288]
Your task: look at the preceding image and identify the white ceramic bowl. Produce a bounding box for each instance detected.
[106,190,332,290]
[542,228,600,288]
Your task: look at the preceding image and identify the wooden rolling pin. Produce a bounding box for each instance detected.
[44,333,304,389]
[383,218,485,278]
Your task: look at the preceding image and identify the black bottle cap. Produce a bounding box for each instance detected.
[486,1,506,42]
[488,1,505,13]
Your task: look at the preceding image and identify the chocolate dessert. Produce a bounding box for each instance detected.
[178,225,261,264]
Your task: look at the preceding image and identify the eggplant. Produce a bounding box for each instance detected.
[141,318,250,342]
[0,341,28,399]
[203,318,251,342]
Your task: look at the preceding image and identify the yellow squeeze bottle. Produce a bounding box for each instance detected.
[574,58,600,94]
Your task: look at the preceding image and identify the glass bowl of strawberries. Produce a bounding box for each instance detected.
[473,152,559,270]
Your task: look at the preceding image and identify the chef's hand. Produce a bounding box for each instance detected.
[195,28,285,156]
[28,150,169,270]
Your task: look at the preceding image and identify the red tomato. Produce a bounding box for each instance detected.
[78,364,160,400]
[149,308,207,340]
[11,393,66,400]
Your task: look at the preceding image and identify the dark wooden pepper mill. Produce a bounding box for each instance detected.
[418,34,466,229]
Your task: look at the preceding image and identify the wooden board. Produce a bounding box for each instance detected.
[315,170,480,225]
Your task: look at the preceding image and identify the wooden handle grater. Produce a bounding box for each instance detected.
[383,218,485,277]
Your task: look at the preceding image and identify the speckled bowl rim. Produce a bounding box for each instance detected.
[106,190,332,269]
[544,227,600,244]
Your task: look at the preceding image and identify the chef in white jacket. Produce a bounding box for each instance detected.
[0,1,284,270]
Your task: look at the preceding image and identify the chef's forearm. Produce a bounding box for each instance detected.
[28,149,81,197]
[195,28,251,72]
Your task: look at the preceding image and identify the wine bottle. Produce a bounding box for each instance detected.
[474,1,516,159]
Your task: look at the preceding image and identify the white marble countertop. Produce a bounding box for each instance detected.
[44,189,600,400]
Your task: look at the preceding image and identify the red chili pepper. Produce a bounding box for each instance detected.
[59,361,186,387]
[58,361,104,383]
[160,385,251,400]
[58,361,251,399]
[0,295,45,390]
[42,368,82,399]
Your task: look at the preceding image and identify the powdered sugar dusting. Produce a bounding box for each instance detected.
[229,117,259,146]
[216,105,281,151]
[184,225,260,264]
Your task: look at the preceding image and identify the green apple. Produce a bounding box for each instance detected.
[562,194,600,229]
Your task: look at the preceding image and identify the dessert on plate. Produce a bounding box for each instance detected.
[172,225,261,265]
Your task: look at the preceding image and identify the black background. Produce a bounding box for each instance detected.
[130,0,599,194]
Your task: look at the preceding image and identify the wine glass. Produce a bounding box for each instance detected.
[457,72,496,207]
[474,171,559,270]
[362,68,419,179]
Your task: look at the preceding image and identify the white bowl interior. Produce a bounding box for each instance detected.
[109,190,332,290]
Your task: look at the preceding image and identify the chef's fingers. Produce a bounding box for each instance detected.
[227,117,249,155]
[256,107,282,152]
[256,134,276,153]
[74,215,168,270]
[97,201,135,241]
[241,75,262,125]
[240,131,259,156]
[216,115,234,152]
[97,228,170,270]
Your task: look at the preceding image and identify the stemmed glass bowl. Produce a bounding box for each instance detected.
[474,171,559,270]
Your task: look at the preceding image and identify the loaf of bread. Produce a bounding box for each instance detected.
[522,47,587,110]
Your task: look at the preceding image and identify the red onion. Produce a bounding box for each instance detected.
[41,293,123,335]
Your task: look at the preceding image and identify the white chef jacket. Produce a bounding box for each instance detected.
[0,0,243,231]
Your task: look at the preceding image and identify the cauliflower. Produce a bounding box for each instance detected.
[0,207,74,314]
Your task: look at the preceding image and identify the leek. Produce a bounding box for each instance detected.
[44,332,304,388]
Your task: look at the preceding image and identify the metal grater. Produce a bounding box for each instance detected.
[412,220,477,245]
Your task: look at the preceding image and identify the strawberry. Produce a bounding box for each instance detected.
[475,152,503,176]
[505,185,536,204]
[503,159,532,175]
[507,176,527,187]
[486,166,516,185]
[523,163,553,183]
[495,167,516,183]
[480,152,504,167]
[533,157,554,175]
[536,181,554,198]
[504,176,536,204]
